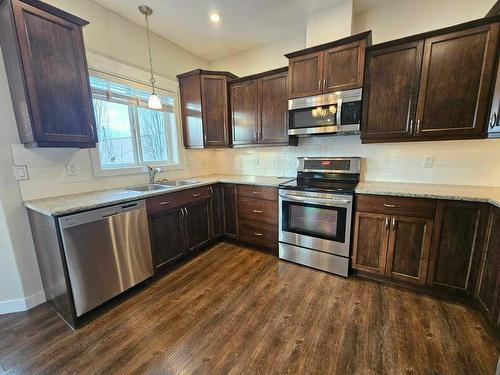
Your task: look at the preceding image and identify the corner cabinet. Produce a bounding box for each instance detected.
[177,70,237,148]
[362,20,500,143]
[0,0,97,148]
[230,68,296,147]
[286,32,370,99]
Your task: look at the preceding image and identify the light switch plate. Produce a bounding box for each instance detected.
[13,165,29,181]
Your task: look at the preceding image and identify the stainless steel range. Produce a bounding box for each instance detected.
[278,157,361,276]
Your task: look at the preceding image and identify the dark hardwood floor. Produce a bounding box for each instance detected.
[0,242,498,374]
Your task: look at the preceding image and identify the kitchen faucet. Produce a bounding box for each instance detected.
[146,166,163,184]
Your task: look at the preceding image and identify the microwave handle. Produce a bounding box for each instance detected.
[336,98,343,126]
[279,193,351,207]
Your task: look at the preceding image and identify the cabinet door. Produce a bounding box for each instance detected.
[258,71,289,144]
[415,24,499,139]
[323,40,366,92]
[476,207,500,323]
[352,212,389,275]
[12,0,96,146]
[222,184,239,239]
[361,41,423,142]
[210,185,223,239]
[231,80,258,145]
[149,209,185,271]
[200,74,230,147]
[427,201,489,296]
[179,74,204,148]
[184,199,211,254]
[385,216,433,285]
[288,52,323,99]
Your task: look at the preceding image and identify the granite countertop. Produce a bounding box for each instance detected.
[356,181,500,209]
[24,174,293,217]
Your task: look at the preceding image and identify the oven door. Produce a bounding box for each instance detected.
[279,190,353,257]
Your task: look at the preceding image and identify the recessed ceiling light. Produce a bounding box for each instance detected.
[210,13,220,23]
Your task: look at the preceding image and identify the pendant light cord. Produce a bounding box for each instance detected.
[144,13,156,94]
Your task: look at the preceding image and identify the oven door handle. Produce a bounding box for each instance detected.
[279,193,352,207]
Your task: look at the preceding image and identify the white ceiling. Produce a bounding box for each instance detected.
[93,0,392,61]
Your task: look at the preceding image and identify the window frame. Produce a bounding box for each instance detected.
[86,53,185,178]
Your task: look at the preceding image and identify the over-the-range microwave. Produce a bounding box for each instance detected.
[288,88,362,136]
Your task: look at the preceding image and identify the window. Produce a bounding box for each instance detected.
[89,73,180,171]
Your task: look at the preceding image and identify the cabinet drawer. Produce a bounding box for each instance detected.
[237,185,277,201]
[238,197,277,225]
[147,186,212,215]
[356,194,436,218]
[239,220,277,249]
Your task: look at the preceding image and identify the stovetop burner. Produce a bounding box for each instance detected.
[279,157,361,195]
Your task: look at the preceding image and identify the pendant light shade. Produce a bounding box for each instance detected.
[139,5,162,110]
[148,94,162,110]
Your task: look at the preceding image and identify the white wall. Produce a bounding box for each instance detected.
[306,0,353,47]
[353,0,496,44]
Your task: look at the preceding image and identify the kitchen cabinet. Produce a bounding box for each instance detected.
[222,184,239,239]
[476,206,500,326]
[230,68,296,147]
[361,19,500,143]
[177,70,237,148]
[231,79,258,145]
[427,201,489,297]
[352,195,436,285]
[487,51,500,138]
[237,185,278,250]
[209,185,223,239]
[286,32,370,99]
[147,185,214,273]
[361,41,423,141]
[0,0,97,148]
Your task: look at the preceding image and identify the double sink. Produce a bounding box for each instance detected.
[126,179,201,193]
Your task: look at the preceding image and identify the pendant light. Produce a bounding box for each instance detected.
[139,5,162,110]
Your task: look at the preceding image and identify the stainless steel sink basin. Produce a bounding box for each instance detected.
[158,180,200,187]
[126,184,171,192]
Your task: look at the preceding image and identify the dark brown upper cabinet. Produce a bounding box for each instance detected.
[177,70,237,148]
[361,18,500,143]
[0,0,97,148]
[361,41,423,141]
[229,67,296,147]
[286,32,371,99]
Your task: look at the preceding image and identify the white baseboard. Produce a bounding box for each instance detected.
[0,290,46,315]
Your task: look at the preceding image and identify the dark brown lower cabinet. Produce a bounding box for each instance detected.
[149,208,185,271]
[209,185,223,239]
[427,201,489,297]
[222,184,239,239]
[185,198,212,254]
[476,206,500,326]
[352,211,432,285]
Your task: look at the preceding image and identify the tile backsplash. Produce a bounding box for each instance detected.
[11,135,500,201]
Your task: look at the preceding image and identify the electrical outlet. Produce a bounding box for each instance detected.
[13,165,29,181]
[255,156,260,166]
[423,156,434,168]
[65,161,78,176]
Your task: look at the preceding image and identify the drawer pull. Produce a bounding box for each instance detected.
[253,210,263,214]
[252,191,261,195]
[192,193,201,197]
[383,204,400,208]
[159,201,171,206]
[385,217,389,230]
[391,217,397,231]
[253,232,263,236]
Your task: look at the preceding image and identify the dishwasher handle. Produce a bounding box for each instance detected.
[59,200,146,229]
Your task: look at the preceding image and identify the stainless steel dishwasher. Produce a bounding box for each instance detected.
[59,200,153,317]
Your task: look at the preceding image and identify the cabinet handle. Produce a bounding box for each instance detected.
[89,123,96,141]
[318,80,321,90]
[192,193,201,197]
[383,204,400,208]
[385,217,389,230]
[323,79,326,90]
[159,201,170,206]
[252,191,261,195]
[254,232,263,236]
[253,210,263,214]
[416,119,421,133]
[490,112,498,129]
[409,120,414,133]
[391,217,397,231]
